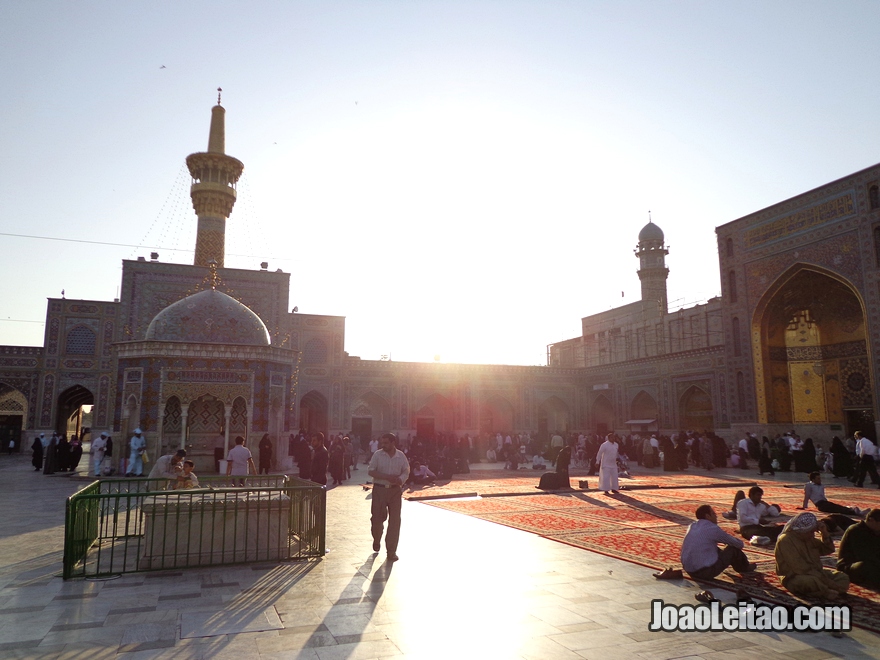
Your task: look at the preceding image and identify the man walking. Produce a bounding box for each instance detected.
[368,433,410,561]
[91,432,108,477]
[854,431,880,488]
[126,428,146,477]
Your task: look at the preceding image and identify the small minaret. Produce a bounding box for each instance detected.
[636,215,669,314]
[186,89,244,268]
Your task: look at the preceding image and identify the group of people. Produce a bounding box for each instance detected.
[30,431,85,474]
[679,482,880,603]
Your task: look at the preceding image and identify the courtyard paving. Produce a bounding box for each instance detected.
[1,449,878,659]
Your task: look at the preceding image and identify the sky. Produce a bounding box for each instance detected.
[2,1,880,366]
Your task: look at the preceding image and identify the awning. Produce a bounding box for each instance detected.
[624,419,656,425]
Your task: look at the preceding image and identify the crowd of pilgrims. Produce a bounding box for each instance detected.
[29,431,86,474]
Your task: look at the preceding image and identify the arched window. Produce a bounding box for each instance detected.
[725,237,734,257]
[870,185,879,210]
[736,371,746,411]
[303,338,328,365]
[728,270,738,303]
[65,326,96,355]
[732,317,742,357]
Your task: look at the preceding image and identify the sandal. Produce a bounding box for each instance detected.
[653,567,683,580]
[695,590,717,604]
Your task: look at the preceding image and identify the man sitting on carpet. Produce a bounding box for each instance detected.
[775,512,849,601]
[681,505,757,580]
[407,461,436,486]
[799,472,866,517]
[734,486,784,543]
[837,508,880,590]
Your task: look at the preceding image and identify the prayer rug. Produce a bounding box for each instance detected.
[421,476,880,632]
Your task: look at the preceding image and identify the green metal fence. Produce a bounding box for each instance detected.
[63,476,325,579]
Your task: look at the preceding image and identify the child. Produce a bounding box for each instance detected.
[175,460,200,489]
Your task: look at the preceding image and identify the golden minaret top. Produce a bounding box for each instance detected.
[186,89,244,268]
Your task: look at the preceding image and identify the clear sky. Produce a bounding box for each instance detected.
[2,1,879,365]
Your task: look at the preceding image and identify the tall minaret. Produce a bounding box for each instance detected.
[636,215,669,314]
[186,89,244,268]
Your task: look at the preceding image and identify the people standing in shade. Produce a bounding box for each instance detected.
[91,432,108,477]
[69,434,83,472]
[56,434,71,471]
[43,433,58,475]
[854,431,880,488]
[258,433,273,475]
[368,433,410,562]
[775,512,849,601]
[226,436,256,486]
[309,433,329,486]
[837,508,880,590]
[31,434,44,471]
[126,428,146,477]
[596,434,619,495]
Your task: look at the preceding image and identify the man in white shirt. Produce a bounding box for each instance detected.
[681,505,756,579]
[226,436,256,486]
[148,449,187,483]
[736,486,784,542]
[91,432,108,477]
[368,433,410,561]
[854,431,880,488]
[369,437,379,456]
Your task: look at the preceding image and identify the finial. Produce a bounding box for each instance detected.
[207,260,219,290]
[217,87,222,105]
[648,210,652,224]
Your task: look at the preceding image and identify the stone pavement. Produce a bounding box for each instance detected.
[1,450,879,659]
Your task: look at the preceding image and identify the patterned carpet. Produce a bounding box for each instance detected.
[423,475,880,632]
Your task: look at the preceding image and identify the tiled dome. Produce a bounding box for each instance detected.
[638,221,664,242]
[145,289,270,346]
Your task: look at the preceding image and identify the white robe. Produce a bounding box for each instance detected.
[596,440,619,491]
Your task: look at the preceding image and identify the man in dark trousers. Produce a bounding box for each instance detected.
[838,508,880,590]
[309,433,328,485]
[368,433,410,561]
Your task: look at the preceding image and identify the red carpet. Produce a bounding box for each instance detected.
[422,474,880,633]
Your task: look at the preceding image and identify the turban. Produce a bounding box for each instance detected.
[783,512,817,534]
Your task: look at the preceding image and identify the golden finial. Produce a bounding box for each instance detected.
[207,259,219,290]
[217,87,222,105]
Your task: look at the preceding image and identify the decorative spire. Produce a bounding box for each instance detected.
[186,95,244,268]
[217,87,222,105]
[208,260,219,290]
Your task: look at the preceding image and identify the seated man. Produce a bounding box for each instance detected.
[735,486,784,543]
[681,504,757,579]
[837,508,880,590]
[486,447,497,463]
[147,449,186,482]
[407,461,436,485]
[800,472,865,516]
[174,460,200,489]
[775,512,849,601]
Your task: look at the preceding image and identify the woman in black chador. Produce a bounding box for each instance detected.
[830,436,853,478]
[258,433,273,475]
[31,435,44,471]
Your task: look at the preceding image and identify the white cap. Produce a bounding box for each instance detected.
[134,428,142,434]
[101,432,108,437]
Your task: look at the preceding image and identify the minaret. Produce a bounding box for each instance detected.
[186,89,244,268]
[635,215,669,314]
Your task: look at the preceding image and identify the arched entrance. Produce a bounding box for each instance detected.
[187,395,225,445]
[538,396,570,436]
[300,390,328,437]
[479,395,515,434]
[56,385,93,438]
[630,390,658,421]
[0,384,27,452]
[753,266,872,434]
[350,391,391,443]
[679,385,714,431]
[415,393,454,439]
[592,395,613,434]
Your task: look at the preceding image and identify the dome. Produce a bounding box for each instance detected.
[145,289,271,346]
[638,220,664,242]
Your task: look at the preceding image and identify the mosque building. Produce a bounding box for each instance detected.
[0,101,877,465]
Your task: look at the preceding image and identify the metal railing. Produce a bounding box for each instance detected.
[63,475,325,579]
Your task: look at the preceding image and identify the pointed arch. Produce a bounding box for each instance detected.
[630,390,658,421]
[679,385,714,432]
[538,395,570,435]
[300,390,328,437]
[751,264,870,426]
[591,395,613,434]
[480,394,515,434]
